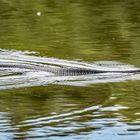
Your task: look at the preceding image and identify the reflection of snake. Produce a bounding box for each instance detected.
[0,63,140,76]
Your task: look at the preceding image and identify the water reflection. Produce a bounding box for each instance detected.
[0,86,110,138]
[0,84,140,139]
[0,0,140,139]
[0,0,140,63]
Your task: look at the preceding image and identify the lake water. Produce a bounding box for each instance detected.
[0,0,140,139]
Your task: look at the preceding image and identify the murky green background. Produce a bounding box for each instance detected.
[0,0,140,139]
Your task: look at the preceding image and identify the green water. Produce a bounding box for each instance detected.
[0,0,140,139]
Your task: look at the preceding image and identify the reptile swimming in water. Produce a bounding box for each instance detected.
[0,63,140,76]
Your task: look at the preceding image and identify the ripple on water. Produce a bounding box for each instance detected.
[0,49,140,90]
[0,49,140,139]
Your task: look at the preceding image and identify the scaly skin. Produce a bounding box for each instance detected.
[0,63,140,76]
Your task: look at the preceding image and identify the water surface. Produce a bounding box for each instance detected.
[0,0,140,139]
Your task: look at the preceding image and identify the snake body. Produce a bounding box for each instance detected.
[0,63,140,76]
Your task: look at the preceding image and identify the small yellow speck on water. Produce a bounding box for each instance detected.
[37,12,41,16]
